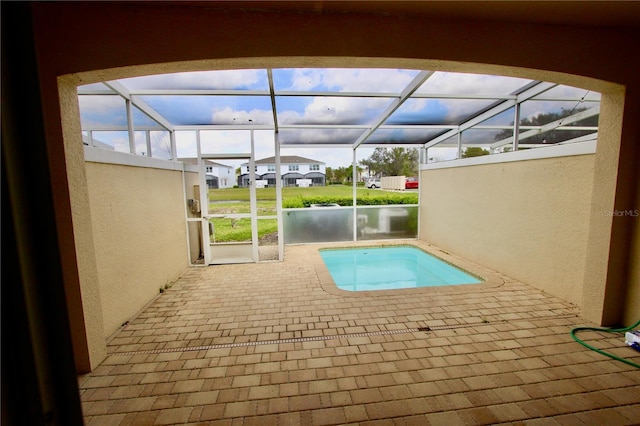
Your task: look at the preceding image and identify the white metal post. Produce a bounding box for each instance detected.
[196,130,211,264]
[125,99,135,154]
[513,103,521,152]
[145,131,152,157]
[250,130,259,262]
[180,164,193,265]
[170,130,177,160]
[275,131,284,261]
[353,148,358,242]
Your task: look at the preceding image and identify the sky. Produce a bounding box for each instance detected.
[78,68,600,168]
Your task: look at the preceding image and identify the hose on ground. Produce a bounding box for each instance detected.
[570,318,640,369]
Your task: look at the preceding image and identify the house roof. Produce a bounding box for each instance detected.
[178,158,232,168]
[256,156,324,165]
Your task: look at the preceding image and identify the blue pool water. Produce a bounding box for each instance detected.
[320,246,482,291]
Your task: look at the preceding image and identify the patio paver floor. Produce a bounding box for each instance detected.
[79,241,640,425]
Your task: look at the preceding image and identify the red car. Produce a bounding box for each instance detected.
[405,177,419,189]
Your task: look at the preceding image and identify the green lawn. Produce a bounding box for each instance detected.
[207,185,418,242]
[209,185,417,209]
[210,217,278,243]
[208,185,376,201]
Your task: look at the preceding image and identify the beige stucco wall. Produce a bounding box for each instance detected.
[419,154,595,306]
[57,78,107,372]
[85,161,190,338]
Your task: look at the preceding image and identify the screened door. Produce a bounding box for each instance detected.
[200,154,258,264]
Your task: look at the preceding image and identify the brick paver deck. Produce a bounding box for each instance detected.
[79,241,640,425]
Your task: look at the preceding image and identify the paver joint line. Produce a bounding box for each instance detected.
[108,315,578,357]
[110,328,421,356]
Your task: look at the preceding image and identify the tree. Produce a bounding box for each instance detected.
[325,167,335,184]
[359,148,388,177]
[360,147,418,177]
[333,167,347,183]
[461,147,490,158]
[344,164,363,183]
[326,164,363,184]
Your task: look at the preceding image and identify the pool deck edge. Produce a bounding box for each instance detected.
[290,239,509,298]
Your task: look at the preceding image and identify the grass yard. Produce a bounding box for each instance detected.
[209,185,417,208]
[208,185,375,201]
[210,217,278,243]
[207,185,418,242]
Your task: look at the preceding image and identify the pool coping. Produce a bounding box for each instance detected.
[305,239,507,297]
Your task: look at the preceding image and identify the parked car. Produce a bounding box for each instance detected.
[366,178,381,189]
[405,177,419,189]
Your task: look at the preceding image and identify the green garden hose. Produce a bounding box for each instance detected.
[570,318,640,369]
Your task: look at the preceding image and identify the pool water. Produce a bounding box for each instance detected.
[320,246,482,291]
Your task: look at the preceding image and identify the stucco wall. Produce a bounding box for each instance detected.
[85,161,190,337]
[419,154,595,306]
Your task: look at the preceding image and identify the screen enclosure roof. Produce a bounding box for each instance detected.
[78,68,600,150]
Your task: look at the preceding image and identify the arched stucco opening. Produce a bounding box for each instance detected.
[58,56,628,373]
[17,0,629,378]
[5,7,638,426]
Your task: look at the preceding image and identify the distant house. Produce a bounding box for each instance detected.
[179,158,235,189]
[239,156,326,187]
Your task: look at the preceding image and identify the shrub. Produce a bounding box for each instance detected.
[282,193,418,208]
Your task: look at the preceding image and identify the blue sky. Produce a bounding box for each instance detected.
[78,68,600,168]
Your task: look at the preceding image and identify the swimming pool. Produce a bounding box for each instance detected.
[319,246,482,291]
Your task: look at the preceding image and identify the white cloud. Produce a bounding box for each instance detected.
[254,130,276,160]
[288,68,417,93]
[441,99,495,122]
[289,69,324,91]
[79,95,123,113]
[397,98,429,113]
[418,72,530,95]
[426,147,458,162]
[279,97,382,125]
[280,146,358,169]
[175,130,197,158]
[211,107,273,125]
[540,85,600,100]
[110,135,130,153]
[148,131,173,159]
[280,128,364,145]
[278,96,392,126]
[78,95,126,125]
[519,100,580,122]
[174,129,276,163]
[120,69,265,90]
[97,131,172,158]
[200,130,251,155]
